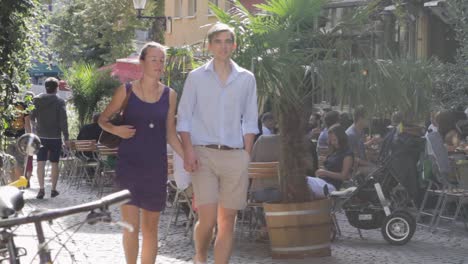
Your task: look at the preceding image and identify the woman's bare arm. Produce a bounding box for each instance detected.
[98,84,135,139]
[166,88,184,158]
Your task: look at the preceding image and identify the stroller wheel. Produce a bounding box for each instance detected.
[381,211,416,245]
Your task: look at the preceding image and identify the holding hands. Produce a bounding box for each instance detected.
[183,148,199,173]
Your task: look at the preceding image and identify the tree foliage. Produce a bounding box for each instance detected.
[212,0,434,202]
[62,62,120,126]
[432,0,468,109]
[49,0,145,67]
[164,46,203,102]
[212,0,328,202]
[0,0,46,140]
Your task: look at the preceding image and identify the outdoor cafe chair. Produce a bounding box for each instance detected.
[67,140,99,189]
[163,153,197,240]
[417,132,459,231]
[238,161,279,240]
[94,144,119,197]
[59,141,76,182]
[432,159,468,231]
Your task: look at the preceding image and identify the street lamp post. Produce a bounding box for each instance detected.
[133,0,171,32]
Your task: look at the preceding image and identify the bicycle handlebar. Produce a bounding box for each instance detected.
[0,190,131,228]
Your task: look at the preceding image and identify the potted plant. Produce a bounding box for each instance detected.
[211,0,435,259]
[212,0,334,258]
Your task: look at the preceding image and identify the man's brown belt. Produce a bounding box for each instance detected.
[198,144,242,150]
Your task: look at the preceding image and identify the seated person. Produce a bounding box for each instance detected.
[317,110,340,150]
[307,124,354,199]
[346,106,377,174]
[77,113,102,160]
[339,112,352,130]
[426,111,439,135]
[77,113,102,141]
[379,111,403,161]
[306,112,322,141]
[260,112,277,136]
[436,110,464,153]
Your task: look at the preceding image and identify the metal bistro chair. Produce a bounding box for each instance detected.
[433,159,468,231]
[68,140,99,189]
[164,153,197,240]
[238,161,279,240]
[59,141,76,183]
[417,132,458,231]
[95,144,119,197]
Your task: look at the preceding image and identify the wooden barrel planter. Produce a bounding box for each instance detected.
[263,199,331,259]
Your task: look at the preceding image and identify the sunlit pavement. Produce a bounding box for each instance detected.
[8,162,468,264]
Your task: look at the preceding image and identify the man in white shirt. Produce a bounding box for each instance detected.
[177,23,259,264]
[260,112,276,135]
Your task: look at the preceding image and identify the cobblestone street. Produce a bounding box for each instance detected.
[8,170,468,264]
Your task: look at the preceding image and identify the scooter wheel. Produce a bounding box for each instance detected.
[381,211,416,245]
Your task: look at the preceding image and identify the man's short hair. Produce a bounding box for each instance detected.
[324,110,340,128]
[261,112,274,123]
[353,105,367,122]
[45,77,59,94]
[207,23,236,43]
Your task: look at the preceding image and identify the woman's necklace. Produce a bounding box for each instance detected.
[141,82,157,129]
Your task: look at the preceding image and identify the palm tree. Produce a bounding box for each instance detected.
[212,0,328,202]
[211,0,434,202]
[164,46,200,101]
[63,62,120,127]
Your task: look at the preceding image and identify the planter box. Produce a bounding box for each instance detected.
[263,199,332,259]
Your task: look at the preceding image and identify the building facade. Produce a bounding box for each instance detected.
[164,0,265,47]
[323,0,457,62]
[164,0,228,47]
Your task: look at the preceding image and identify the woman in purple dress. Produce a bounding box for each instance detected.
[99,42,183,264]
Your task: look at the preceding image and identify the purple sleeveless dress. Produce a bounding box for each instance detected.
[116,83,169,212]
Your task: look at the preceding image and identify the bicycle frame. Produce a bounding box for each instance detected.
[0,190,131,264]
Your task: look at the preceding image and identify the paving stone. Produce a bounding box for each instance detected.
[5,165,468,264]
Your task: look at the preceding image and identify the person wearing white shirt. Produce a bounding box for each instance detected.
[260,112,276,135]
[177,23,259,264]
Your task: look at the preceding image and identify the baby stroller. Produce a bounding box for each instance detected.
[336,128,425,245]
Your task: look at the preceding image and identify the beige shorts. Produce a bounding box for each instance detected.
[192,146,250,210]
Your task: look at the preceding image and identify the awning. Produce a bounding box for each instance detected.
[29,63,62,77]
[323,0,369,9]
[99,56,142,84]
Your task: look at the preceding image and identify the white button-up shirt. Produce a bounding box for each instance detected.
[177,59,259,148]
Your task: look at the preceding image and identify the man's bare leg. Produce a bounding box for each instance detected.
[194,204,217,263]
[50,162,59,191]
[36,160,46,199]
[37,161,46,189]
[213,206,237,264]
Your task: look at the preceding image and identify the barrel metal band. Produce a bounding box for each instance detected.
[264,209,329,217]
[271,243,330,252]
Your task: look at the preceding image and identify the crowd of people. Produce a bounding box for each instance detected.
[3,21,468,264]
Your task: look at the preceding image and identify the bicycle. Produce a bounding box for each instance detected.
[0,188,131,263]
